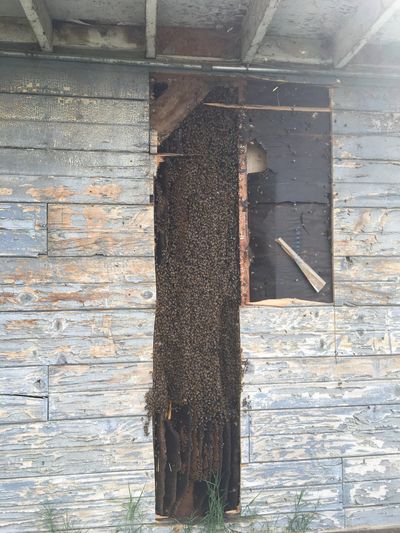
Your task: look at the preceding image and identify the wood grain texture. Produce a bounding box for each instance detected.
[334,135,400,160]
[0,203,46,257]
[240,305,334,332]
[0,93,148,124]
[0,57,148,100]
[334,182,400,208]
[345,504,400,527]
[0,366,48,396]
[333,110,400,135]
[0,175,153,204]
[48,204,154,256]
[0,120,148,152]
[335,256,400,282]
[344,478,400,507]
[333,86,400,112]
[344,454,400,482]
[0,148,151,178]
[0,396,47,425]
[0,256,156,311]
[0,309,154,366]
[333,159,400,184]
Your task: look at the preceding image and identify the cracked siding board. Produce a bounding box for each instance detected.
[0,93,149,124]
[0,396,47,424]
[48,204,154,257]
[0,121,149,152]
[0,57,149,100]
[0,309,154,366]
[0,148,151,178]
[0,256,156,311]
[0,175,153,204]
[0,203,46,257]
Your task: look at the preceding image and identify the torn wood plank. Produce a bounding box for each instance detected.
[241,0,282,63]
[47,204,154,257]
[333,0,400,68]
[145,0,157,58]
[204,102,330,112]
[150,76,210,142]
[275,237,326,292]
[19,0,53,51]
[0,203,46,257]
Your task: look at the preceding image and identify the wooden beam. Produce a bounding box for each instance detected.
[241,0,282,63]
[150,76,210,143]
[204,103,330,113]
[19,0,53,51]
[145,0,157,58]
[333,0,400,68]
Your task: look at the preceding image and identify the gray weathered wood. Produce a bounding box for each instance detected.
[344,478,400,507]
[48,204,154,257]
[0,93,148,125]
[345,504,400,527]
[245,356,400,385]
[19,0,53,51]
[241,331,334,359]
[336,282,400,305]
[334,135,400,160]
[344,454,400,482]
[0,396,47,425]
[0,175,152,204]
[0,257,156,311]
[333,86,400,113]
[0,309,154,366]
[243,380,400,411]
[335,305,390,331]
[0,366,47,396]
[333,110,400,135]
[333,0,400,68]
[333,159,400,184]
[145,0,157,58]
[0,121,148,152]
[241,0,282,63]
[0,57,148,100]
[334,182,400,208]
[241,458,342,490]
[335,327,390,355]
[0,203,46,257]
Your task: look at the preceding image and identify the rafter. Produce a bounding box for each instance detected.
[19,0,52,51]
[334,0,400,68]
[146,0,157,58]
[241,0,282,63]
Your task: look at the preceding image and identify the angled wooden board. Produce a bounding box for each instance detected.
[0,148,151,178]
[0,94,149,125]
[0,309,154,366]
[0,203,46,256]
[0,57,149,100]
[0,175,153,204]
[48,204,154,257]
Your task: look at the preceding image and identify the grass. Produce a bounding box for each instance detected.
[41,486,319,533]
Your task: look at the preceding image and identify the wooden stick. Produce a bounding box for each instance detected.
[204,102,330,113]
[275,237,326,292]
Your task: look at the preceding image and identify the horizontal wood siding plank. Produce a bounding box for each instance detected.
[344,455,400,482]
[335,282,400,305]
[49,389,148,419]
[243,380,400,410]
[334,182,400,208]
[0,203,46,257]
[0,121,148,152]
[0,309,154,366]
[335,306,390,331]
[335,329,390,355]
[333,135,400,160]
[241,332,335,358]
[241,458,342,490]
[335,256,400,282]
[0,257,156,311]
[48,204,154,256]
[345,504,400,527]
[250,429,400,462]
[248,405,400,437]
[0,175,153,204]
[334,160,400,184]
[245,356,400,385]
[344,478,400,507]
[49,363,152,393]
[240,306,334,333]
[0,366,47,395]
[0,57,148,100]
[0,94,148,125]
[333,86,400,112]
[0,148,151,178]
[0,396,47,425]
[333,110,400,135]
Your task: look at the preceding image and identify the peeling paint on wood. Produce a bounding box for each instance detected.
[0,203,46,257]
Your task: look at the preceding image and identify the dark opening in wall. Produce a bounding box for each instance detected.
[147,83,241,519]
[246,80,333,303]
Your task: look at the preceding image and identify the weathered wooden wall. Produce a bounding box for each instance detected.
[0,57,156,532]
[241,83,400,529]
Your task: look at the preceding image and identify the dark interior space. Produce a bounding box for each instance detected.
[147,85,242,518]
[246,80,333,303]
